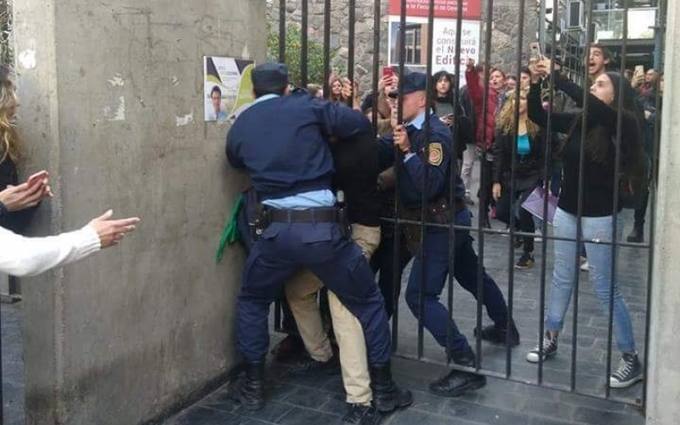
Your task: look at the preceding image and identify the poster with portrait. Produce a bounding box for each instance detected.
[203,57,255,123]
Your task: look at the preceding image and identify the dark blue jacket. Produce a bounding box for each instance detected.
[226,91,372,200]
[378,112,465,209]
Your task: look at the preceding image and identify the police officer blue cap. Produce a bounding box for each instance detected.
[389,72,427,98]
[252,63,289,93]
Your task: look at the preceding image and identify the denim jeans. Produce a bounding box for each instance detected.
[546,208,636,353]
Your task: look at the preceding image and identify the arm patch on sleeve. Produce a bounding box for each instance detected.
[428,142,443,166]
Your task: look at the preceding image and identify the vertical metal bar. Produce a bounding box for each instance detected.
[449,0,464,368]
[418,0,435,360]
[572,0,594,392]
[278,0,286,63]
[300,0,309,87]
[391,0,408,354]
[274,0,286,331]
[605,0,629,399]
[506,0,526,379]
[347,0,356,107]
[538,0,560,386]
[643,0,666,410]
[371,0,381,136]
[323,0,331,98]
[474,0,495,371]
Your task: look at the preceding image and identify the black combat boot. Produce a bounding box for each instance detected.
[228,361,265,411]
[369,363,413,413]
[429,350,486,397]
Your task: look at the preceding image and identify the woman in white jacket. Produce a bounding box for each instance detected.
[0,183,139,276]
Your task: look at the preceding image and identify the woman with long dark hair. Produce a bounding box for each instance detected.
[525,60,646,389]
[431,70,473,161]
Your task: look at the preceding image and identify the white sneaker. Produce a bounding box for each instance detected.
[580,261,589,272]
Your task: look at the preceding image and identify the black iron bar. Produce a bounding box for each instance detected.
[347,0,356,108]
[417,0,435,360]
[538,0,560,386]
[605,0,629,399]
[391,0,408,353]
[300,0,309,87]
[506,0,526,379]
[449,0,464,369]
[274,0,287,331]
[323,0,331,98]
[571,0,594,393]
[371,0,381,136]
[474,0,495,372]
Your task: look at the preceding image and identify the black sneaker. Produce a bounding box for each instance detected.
[474,322,520,347]
[288,354,339,376]
[342,403,382,425]
[609,353,643,388]
[526,333,558,363]
[515,252,535,269]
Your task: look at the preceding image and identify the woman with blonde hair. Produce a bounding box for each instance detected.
[0,66,41,232]
[492,88,547,269]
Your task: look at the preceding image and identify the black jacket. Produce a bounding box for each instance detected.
[492,130,546,188]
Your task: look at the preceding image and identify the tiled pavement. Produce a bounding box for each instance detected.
[164,210,649,425]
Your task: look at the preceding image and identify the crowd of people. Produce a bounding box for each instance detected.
[0,39,661,425]
[224,42,661,425]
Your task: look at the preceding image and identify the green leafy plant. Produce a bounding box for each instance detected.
[267,24,329,87]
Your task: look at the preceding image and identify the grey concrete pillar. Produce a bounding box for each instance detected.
[646,0,680,424]
[12,1,265,423]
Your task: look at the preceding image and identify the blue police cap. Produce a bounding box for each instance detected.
[252,63,289,93]
[389,72,427,98]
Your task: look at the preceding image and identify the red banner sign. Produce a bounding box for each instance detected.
[388,0,482,20]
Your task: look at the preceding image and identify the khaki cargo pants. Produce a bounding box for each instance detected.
[285,224,381,405]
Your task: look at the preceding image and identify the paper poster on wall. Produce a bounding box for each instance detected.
[203,57,255,123]
[387,16,480,84]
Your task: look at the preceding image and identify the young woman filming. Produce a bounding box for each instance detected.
[525,59,646,389]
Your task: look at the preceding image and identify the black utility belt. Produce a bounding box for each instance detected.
[267,206,340,223]
[403,198,466,224]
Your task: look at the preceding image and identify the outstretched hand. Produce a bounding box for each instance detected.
[88,210,141,248]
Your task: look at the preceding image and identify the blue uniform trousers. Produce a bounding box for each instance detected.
[237,221,391,365]
[405,209,509,355]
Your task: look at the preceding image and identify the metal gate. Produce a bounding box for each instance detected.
[273,0,665,410]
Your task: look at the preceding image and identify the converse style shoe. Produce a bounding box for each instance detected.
[609,352,643,388]
[526,332,558,363]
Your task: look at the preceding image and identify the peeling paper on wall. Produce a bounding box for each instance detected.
[176,111,194,127]
[18,49,37,70]
[103,96,126,121]
[107,74,125,87]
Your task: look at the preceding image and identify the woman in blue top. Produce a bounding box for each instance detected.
[492,88,546,269]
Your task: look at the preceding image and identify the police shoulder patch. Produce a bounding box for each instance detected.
[428,142,444,166]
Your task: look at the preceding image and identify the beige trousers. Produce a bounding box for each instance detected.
[285,224,381,405]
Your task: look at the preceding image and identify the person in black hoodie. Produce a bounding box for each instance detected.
[431,70,474,161]
[492,88,546,269]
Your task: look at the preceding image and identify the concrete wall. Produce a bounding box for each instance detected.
[646,0,680,423]
[12,1,265,423]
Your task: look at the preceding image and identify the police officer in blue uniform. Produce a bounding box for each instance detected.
[226,63,412,414]
[378,73,517,397]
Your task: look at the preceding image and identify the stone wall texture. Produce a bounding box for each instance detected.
[266,0,538,93]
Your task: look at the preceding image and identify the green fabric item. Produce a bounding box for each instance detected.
[216,194,244,263]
